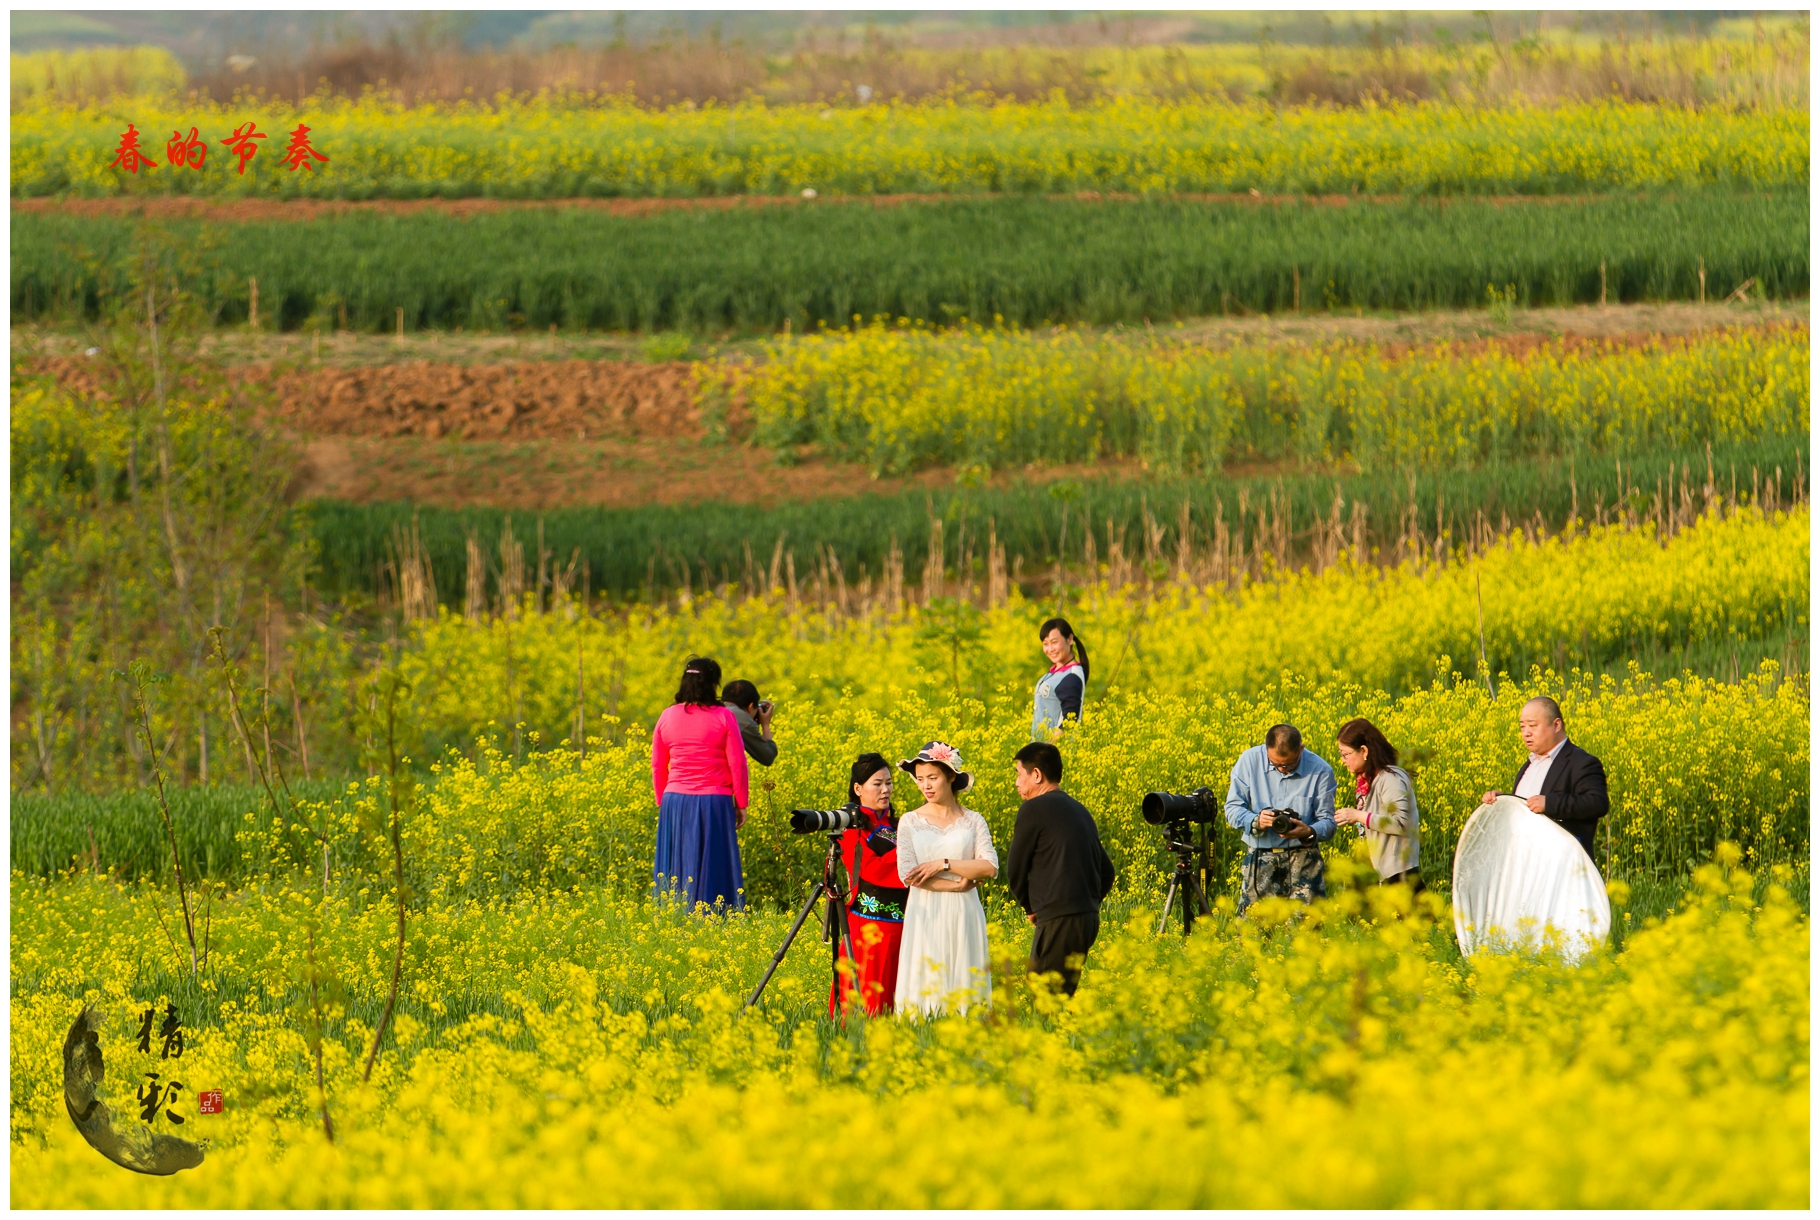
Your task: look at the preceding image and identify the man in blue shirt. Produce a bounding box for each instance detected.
[1223,724,1337,914]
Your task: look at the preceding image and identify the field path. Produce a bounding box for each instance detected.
[10,190,1615,222]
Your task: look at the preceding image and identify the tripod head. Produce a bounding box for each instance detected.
[1160,821,1201,858]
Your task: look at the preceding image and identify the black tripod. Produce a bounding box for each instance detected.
[745,831,856,1010]
[1156,825,1211,937]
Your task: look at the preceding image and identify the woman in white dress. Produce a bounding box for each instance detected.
[893,741,999,1017]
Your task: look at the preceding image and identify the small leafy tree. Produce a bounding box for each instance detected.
[915,596,986,705]
[13,221,310,792]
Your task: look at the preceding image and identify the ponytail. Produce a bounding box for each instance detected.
[674,655,722,708]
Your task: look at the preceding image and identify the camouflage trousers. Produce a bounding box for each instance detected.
[1239,847,1326,914]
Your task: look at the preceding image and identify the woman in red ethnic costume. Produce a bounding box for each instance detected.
[830,752,909,1017]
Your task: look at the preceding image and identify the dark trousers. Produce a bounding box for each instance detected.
[1029,911,1100,996]
[1559,820,1599,863]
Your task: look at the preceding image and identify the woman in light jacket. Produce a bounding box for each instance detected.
[1333,717,1423,892]
[1032,617,1089,740]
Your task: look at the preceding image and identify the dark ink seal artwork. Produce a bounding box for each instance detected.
[62,1006,206,1175]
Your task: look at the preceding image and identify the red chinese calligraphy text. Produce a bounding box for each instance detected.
[278,123,328,172]
[220,121,266,175]
[110,124,157,175]
[166,126,207,170]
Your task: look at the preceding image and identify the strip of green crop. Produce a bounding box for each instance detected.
[9,779,347,883]
[11,192,1807,333]
[301,440,1808,602]
[12,97,1806,200]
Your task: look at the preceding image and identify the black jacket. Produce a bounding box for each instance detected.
[1513,740,1608,853]
[1005,789,1116,922]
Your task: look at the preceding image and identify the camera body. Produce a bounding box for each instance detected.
[1142,786,1218,826]
[790,805,867,834]
[1255,808,1305,835]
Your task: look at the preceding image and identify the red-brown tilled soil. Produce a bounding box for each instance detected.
[25,357,720,440]
[274,359,719,439]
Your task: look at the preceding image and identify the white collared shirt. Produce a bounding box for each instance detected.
[1514,738,1568,800]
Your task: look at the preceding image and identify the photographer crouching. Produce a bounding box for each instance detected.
[1223,724,1337,914]
[721,680,777,767]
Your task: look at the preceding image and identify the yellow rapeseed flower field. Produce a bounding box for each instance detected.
[9,471,1807,1208]
[10,849,1806,1206]
[11,96,1807,199]
[253,663,1807,911]
[391,503,1807,755]
[206,504,1805,903]
[713,321,1809,472]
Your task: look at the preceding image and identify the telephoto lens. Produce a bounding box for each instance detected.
[789,806,865,834]
[1141,786,1218,826]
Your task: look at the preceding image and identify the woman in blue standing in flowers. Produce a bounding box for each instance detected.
[650,656,749,911]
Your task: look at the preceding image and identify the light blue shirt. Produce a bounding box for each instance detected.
[1223,744,1338,850]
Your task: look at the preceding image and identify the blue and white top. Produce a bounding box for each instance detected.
[1032,662,1086,739]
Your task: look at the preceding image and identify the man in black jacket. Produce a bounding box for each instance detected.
[1005,741,1116,996]
[1480,696,1609,862]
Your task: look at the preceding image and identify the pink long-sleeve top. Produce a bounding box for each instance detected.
[651,703,750,809]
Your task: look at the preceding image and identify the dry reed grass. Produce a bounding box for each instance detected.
[664,454,1805,631]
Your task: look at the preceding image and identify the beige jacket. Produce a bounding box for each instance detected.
[1355,766,1420,880]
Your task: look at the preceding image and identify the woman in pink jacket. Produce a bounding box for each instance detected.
[651,656,750,911]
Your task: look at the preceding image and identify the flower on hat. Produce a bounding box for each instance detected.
[926,742,960,766]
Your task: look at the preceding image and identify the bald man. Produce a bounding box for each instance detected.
[1481,696,1610,862]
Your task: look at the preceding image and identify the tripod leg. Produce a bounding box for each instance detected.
[1179,864,1198,936]
[827,892,860,1014]
[1157,874,1180,937]
[1187,871,1211,916]
[745,882,826,1010]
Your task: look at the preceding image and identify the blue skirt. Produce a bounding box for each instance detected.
[654,792,745,911]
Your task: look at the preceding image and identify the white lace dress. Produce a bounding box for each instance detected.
[894,806,998,1016]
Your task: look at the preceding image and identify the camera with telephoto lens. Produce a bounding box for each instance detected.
[1142,787,1218,826]
[790,805,866,834]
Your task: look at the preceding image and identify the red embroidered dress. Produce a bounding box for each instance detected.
[830,808,908,1017]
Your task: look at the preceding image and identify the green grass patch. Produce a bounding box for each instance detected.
[12,192,1807,334]
[10,780,348,884]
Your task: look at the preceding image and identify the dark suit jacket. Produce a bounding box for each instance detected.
[1005,789,1116,922]
[1513,740,1608,857]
